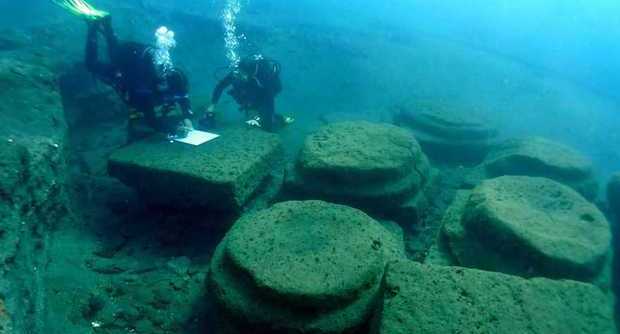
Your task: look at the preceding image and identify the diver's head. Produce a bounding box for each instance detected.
[234,54,264,81]
[165,68,189,94]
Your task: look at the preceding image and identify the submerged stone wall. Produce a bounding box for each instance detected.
[0,54,73,333]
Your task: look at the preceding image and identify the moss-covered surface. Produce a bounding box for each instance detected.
[284,122,434,223]
[226,201,387,307]
[483,137,598,199]
[108,128,282,212]
[439,176,612,282]
[394,102,499,165]
[0,58,65,140]
[209,201,405,333]
[373,260,617,334]
[299,122,418,182]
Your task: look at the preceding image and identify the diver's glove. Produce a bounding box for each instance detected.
[246,117,262,128]
[284,116,295,125]
[207,104,216,114]
[171,119,194,139]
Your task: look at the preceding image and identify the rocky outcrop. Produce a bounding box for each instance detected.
[467,137,598,200]
[0,55,72,333]
[394,102,499,166]
[209,201,405,333]
[372,260,617,334]
[108,128,283,212]
[284,122,435,223]
[437,176,612,282]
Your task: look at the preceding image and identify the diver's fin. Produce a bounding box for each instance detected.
[52,0,109,20]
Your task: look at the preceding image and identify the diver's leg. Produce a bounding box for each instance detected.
[85,20,118,84]
[100,15,119,60]
[85,21,100,73]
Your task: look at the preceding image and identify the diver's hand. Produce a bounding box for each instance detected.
[172,119,193,139]
[207,104,216,114]
[284,116,295,125]
[246,117,262,128]
[182,118,194,130]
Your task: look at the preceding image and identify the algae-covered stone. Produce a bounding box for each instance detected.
[0,143,28,197]
[226,201,387,307]
[0,58,65,140]
[373,261,616,334]
[285,121,434,223]
[209,201,404,333]
[394,102,498,165]
[299,121,419,182]
[108,128,282,212]
[483,137,598,199]
[210,240,382,334]
[442,176,611,281]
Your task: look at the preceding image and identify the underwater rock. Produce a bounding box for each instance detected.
[606,172,620,217]
[284,121,435,224]
[0,29,27,51]
[393,102,499,166]
[209,200,404,333]
[372,260,617,334]
[468,137,598,200]
[0,58,64,140]
[108,128,282,212]
[58,64,127,128]
[440,176,612,282]
[0,52,71,333]
[319,110,392,125]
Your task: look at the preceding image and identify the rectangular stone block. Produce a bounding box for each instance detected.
[373,260,616,334]
[108,128,282,212]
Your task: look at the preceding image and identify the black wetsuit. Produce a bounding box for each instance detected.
[212,57,283,131]
[85,18,192,137]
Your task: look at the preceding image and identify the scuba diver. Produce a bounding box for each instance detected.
[202,54,293,132]
[54,0,194,140]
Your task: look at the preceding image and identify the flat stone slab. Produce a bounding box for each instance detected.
[484,137,597,198]
[373,261,617,334]
[225,201,389,308]
[299,121,421,183]
[210,239,382,334]
[108,128,282,212]
[285,122,433,222]
[209,200,405,333]
[393,102,498,165]
[443,176,611,281]
[396,104,497,140]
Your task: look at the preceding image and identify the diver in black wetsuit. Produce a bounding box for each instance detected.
[202,55,292,132]
[85,16,193,140]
